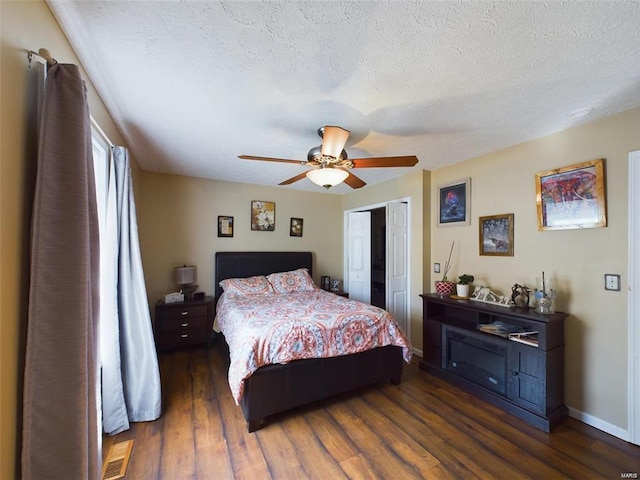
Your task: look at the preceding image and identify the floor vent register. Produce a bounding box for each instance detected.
[101,439,134,480]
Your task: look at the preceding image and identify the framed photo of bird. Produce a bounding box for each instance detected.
[437,178,471,227]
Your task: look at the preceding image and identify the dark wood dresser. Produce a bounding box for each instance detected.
[154,296,214,351]
[419,293,568,432]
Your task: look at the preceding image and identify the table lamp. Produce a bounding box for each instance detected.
[175,265,198,301]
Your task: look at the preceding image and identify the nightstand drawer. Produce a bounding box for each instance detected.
[161,305,208,320]
[160,315,207,334]
[160,328,207,349]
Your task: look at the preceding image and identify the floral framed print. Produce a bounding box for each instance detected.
[437,177,470,226]
[290,217,303,237]
[479,213,514,256]
[217,215,233,237]
[535,159,606,231]
[251,200,275,231]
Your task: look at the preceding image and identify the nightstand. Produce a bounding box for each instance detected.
[154,296,214,351]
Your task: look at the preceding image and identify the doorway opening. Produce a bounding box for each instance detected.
[345,199,410,338]
[371,207,386,309]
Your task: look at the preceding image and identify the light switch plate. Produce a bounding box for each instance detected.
[434,263,441,274]
[604,274,620,291]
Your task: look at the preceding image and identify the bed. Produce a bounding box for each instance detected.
[214,251,411,432]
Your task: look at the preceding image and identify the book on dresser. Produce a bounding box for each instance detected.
[508,331,539,347]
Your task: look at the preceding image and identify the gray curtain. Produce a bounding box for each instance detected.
[22,63,100,479]
[101,146,161,435]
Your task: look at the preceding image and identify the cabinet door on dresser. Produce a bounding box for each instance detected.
[507,343,546,414]
[423,319,443,367]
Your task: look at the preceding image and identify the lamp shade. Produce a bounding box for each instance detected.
[306,168,349,189]
[175,265,197,285]
[320,126,350,158]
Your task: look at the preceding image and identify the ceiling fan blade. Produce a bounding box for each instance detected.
[278,171,312,185]
[321,126,350,158]
[343,171,367,189]
[350,156,419,168]
[239,155,303,165]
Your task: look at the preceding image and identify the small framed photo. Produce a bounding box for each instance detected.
[290,217,303,237]
[437,178,470,226]
[251,200,275,231]
[218,216,233,237]
[479,213,514,256]
[535,159,606,231]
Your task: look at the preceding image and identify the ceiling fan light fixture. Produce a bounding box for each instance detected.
[320,126,350,159]
[306,167,349,189]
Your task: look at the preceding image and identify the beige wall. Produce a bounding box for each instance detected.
[431,106,640,431]
[137,172,344,307]
[0,2,132,477]
[341,169,429,348]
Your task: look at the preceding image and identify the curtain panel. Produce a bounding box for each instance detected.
[101,146,161,435]
[22,63,100,479]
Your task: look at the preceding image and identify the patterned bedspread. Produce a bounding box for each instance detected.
[216,290,412,404]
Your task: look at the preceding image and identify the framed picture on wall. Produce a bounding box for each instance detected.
[250,200,275,231]
[290,218,303,237]
[218,216,233,237]
[437,178,471,226]
[535,159,607,231]
[479,213,514,256]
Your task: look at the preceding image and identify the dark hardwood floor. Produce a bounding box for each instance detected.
[103,343,640,479]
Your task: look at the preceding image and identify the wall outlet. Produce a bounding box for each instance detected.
[605,274,620,291]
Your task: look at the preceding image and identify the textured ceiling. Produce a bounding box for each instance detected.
[48,1,640,194]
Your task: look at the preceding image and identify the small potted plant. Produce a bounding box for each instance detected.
[456,274,475,298]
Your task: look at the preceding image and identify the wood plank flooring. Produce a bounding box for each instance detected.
[103,343,640,479]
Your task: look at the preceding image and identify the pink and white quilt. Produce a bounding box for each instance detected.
[216,290,412,404]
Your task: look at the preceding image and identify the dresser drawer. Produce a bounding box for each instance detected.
[161,304,208,321]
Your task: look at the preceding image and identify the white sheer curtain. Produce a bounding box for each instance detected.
[101,146,161,435]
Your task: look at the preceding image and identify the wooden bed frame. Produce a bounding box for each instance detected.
[214,251,404,432]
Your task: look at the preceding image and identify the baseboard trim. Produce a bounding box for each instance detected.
[568,406,630,442]
[412,348,423,358]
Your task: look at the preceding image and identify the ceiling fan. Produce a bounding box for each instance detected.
[239,126,419,189]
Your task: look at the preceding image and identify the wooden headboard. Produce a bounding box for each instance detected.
[214,251,313,302]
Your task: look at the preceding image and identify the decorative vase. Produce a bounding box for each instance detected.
[456,283,470,298]
[434,280,456,297]
[534,276,556,314]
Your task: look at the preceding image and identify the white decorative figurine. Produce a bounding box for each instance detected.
[471,285,514,307]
